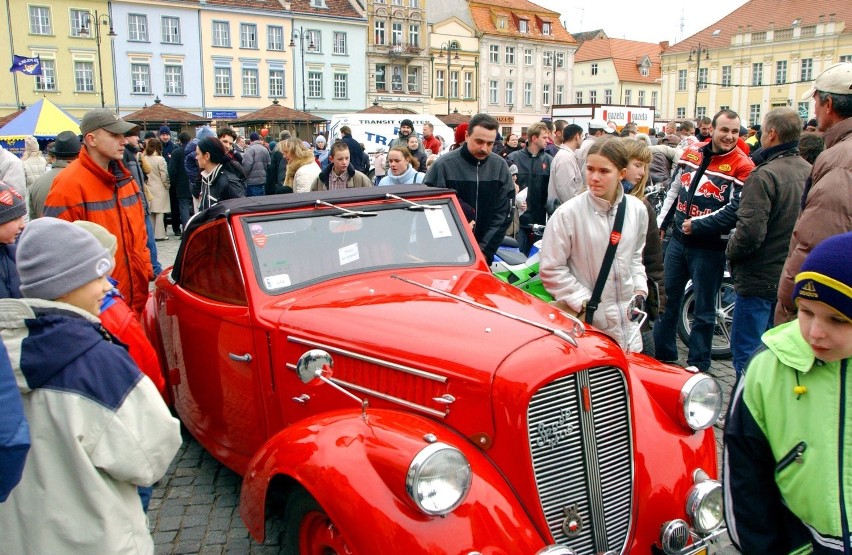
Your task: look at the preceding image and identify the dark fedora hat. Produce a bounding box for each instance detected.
[48,130,82,158]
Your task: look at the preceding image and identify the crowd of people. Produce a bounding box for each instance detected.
[0,60,850,552]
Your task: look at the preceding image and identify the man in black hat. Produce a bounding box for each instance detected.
[388,119,415,152]
[28,130,81,219]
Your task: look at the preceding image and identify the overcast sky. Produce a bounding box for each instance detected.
[536,0,750,44]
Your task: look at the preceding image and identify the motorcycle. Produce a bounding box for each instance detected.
[676,271,735,359]
[491,225,551,303]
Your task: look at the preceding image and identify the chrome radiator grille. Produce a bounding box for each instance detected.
[527,366,633,553]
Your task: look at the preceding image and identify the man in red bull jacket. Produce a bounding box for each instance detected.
[655,109,755,372]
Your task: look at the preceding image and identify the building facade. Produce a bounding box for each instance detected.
[573,37,664,120]
[427,17,479,117]
[660,0,852,124]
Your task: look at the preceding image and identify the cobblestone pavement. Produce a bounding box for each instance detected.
[148,236,741,554]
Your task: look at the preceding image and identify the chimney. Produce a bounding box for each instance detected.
[659,41,669,50]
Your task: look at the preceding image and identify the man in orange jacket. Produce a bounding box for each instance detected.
[44,109,152,315]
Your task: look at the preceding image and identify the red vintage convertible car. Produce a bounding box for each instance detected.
[144,185,726,555]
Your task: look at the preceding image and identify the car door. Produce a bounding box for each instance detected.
[170,219,267,463]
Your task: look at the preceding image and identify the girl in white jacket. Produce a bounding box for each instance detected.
[540,138,649,351]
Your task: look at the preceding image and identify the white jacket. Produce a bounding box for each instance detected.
[540,188,649,351]
[294,161,322,193]
[0,298,182,555]
[548,145,583,203]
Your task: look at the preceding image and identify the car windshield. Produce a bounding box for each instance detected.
[243,200,473,293]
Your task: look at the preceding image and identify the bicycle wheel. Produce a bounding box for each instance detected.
[677,277,735,359]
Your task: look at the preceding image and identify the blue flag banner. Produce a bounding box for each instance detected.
[9,55,42,76]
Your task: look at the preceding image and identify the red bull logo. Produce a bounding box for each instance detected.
[696,180,728,202]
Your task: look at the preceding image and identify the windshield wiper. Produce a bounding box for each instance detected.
[385,193,440,211]
[314,199,377,218]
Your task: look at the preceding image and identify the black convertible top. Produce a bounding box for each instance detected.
[171,185,456,281]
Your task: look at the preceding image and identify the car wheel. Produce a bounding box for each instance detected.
[281,486,352,555]
[677,277,735,359]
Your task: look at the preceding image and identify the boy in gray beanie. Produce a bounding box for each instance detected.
[0,216,181,553]
[0,181,27,298]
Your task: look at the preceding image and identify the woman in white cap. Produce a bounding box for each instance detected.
[313,135,329,169]
[21,136,46,189]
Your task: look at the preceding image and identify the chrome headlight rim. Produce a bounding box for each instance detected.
[405,442,472,516]
[679,373,723,431]
[686,479,724,534]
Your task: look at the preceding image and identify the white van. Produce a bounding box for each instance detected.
[328,113,454,159]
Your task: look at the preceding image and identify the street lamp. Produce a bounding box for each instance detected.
[439,42,460,116]
[688,44,709,119]
[289,28,316,113]
[79,10,117,109]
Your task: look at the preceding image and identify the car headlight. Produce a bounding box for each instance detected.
[679,374,722,430]
[406,442,472,515]
[686,479,724,534]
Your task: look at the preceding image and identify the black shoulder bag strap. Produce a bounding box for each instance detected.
[585,198,627,324]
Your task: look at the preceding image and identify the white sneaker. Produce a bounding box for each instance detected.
[684,365,700,373]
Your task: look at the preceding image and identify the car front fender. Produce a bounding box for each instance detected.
[240,408,548,553]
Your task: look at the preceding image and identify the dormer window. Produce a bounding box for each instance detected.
[542,22,551,35]
[498,17,506,29]
[519,19,529,33]
[640,66,649,76]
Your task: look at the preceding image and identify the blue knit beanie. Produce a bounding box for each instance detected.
[196,126,215,141]
[793,231,852,321]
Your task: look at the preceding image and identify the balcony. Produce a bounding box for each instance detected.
[389,43,424,58]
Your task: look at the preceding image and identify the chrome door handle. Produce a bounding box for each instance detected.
[228,353,252,362]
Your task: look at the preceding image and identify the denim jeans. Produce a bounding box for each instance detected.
[653,237,725,371]
[145,214,163,276]
[178,197,194,229]
[246,184,265,197]
[731,294,774,376]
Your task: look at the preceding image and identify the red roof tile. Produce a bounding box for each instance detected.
[576,37,663,83]
[289,0,363,19]
[469,0,576,45]
[123,101,211,126]
[227,101,325,124]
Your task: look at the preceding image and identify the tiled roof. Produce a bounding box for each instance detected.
[469,0,576,45]
[438,112,471,127]
[576,37,663,83]
[197,0,290,12]
[123,100,211,126]
[290,0,363,19]
[357,104,417,114]
[571,29,607,44]
[227,101,326,124]
[667,0,852,53]
[0,109,24,131]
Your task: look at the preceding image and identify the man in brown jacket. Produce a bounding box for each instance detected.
[775,62,852,325]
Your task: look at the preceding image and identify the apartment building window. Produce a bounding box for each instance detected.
[333,32,347,54]
[409,0,419,6]
[407,67,419,93]
[576,91,583,104]
[640,65,649,76]
[128,14,148,41]
[840,55,852,63]
[624,89,631,104]
[677,107,686,118]
[589,90,597,103]
[542,22,551,35]
[800,58,813,81]
[268,26,284,51]
[463,72,472,98]
[162,16,181,43]
[524,82,532,106]
[409,24,419,48]
[242,68,258,96]
[542,84,551,106]
[776,60,787,84]
[70,10,87,38]
[519,19,528,33]
[651,91,658,109]
[269,69,285,97]
[543,51,553,68]
[591,63,598,76]
[240,24,257,49]
[698,67,708,89]
[374,21,385,45]
[524,49,532,65]
[797,101,809,119]
[555,85,564,105]
[214,67,232,95]
[164,65,184,94]
[720,105,730,111]
[212,22,230,47]
[391,23,402,45]
[489,80,498,104]
[489,45,499,63]
[435,70,444,97]
[604,89,612,103]
[306,30,321,52]
[752,63,763,86]
[131,63,150,93]
[678,69,687,91]
[505,81,514,106]
[638,90,645,106]
[375,64,386,90]
[29,6,52,35]
[450,71,459,98]
[556,52,565,68]
[391,65,403,91]
[75,61,95,92]
[749,104,761,125]
[334,73,348,99]
[308,71,322,98]
[696,107,707,118]
[721,65,732,87]
[505,46,515,65]
[35,59,56,91]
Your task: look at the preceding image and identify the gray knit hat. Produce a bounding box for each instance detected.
[17,218,114,300]
[0,181,27,225]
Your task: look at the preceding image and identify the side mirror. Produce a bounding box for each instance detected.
[295,349,333,384]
